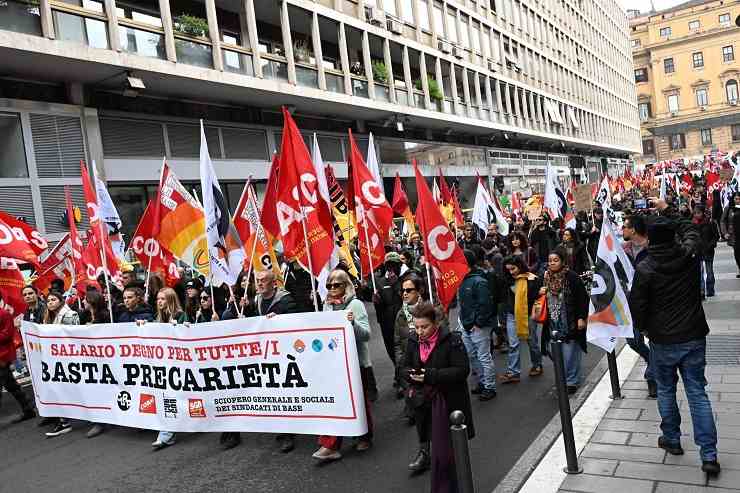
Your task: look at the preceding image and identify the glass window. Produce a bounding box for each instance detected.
[642,139,654,155]
[688,20,700,30]
[670,133,685,150]
[119,25,166,59]
[631,39,640,48]
[446,9,458,43]
[459,15,469,48]
[668,94,679,112]
[727,80,739,102]
[116,1,162,27]
[663,57,674,74]
[0,0,43,36]
[418,0,430,30]
[383,0,397,17]
[701,128,712,146]
[719,13,731,24]
[696,88,708,106]
[638,102,650,121]
[733,124,740,141]
[433,3,444,34]
[401,0,414,24]
[634,68,648,83]
[692,52,704,68]
[53,11,109,49]
[471,21,480,52]
[659,26,671,37]
[0,113,29,178]
[723,45,734,62]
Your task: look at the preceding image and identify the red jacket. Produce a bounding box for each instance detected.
[0,310,18,365]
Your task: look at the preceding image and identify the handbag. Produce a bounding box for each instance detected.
[531,294,548,324]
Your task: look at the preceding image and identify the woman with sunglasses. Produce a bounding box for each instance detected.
[394,274,425,405]
[313,269,373,462]
[195,291,219,323]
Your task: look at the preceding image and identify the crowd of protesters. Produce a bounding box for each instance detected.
[0,173,730,485]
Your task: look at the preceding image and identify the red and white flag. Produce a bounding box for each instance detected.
[81,161,120,280]
[413,162,469,309]
[347,129,393,277]
[0,257,26,318]
[130,200,181,288]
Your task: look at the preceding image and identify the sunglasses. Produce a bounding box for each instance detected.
[200,296,210,301]
[326,282,344,290]
[402,288,417,294]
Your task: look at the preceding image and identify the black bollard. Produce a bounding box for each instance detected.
[551,337,583,474]
[607,350,623,400]
[450,410,476,493]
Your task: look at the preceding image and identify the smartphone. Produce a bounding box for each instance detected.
[634,199,647,209]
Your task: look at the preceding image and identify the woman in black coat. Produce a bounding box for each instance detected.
[540,247,589,394]
[403,302,474,492]
[560,228,590,276]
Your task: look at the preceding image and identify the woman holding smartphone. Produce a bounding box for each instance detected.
[403,302,474,487]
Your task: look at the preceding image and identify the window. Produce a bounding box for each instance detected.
[659,26,671,37]
[459,14,470,48]
[668,94,679,112]
[642,139,654,155]
[0,113,29,178]
[701,128,712,146]
[688,20,700,30]
[638,102,650,121]
[383,0,397,17]
[446,9,458,43]
[670,133,685,150]
[696,88,708,106]
[401,0,415,24]
[692,52,704,68]
[727,80,739,103]
[631,39,640,48]
[733,124,740,141]
[634,68,648,83]
[723,45,734,62]
[418,0,430,30]
[719,13,731,24]
[433,3,444,34]
[664,57,674,74]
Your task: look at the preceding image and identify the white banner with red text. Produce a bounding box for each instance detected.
[21,311,368,436]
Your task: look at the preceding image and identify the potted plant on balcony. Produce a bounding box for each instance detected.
[174,14,209,38]
[372,61,388,84]
[414,79,444,102]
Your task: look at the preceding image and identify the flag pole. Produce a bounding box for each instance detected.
[89,161,115,322]
[299,209,320,312]
[360,209,378,294]
[424,261,434,304]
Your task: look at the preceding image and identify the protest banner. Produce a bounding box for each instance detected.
[21,311,368,436]
[573,184,593,212]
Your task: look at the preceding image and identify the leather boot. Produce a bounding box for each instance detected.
[408,443,431,472]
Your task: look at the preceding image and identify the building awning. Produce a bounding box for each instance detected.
[545,100,564,125]
[567,107,580,128]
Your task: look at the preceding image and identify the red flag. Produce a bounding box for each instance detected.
[438,169,454,205]
[80,162,120,277]
[681,173,694,194]
[511,191,522,214]
[65,186,88,292]
[0,257,26,317]
[391,173,410,216]
[413,162,469,309]
[276,107,333,276]
[0,212,48,257]
[347,129,393,277]
[706,171,720,193]
[450,185,465,227]
[260,153,281,239]
[0,216,40,269]
[130,200,181,287]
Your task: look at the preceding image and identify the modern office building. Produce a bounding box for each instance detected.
[631,0,740,165]
[1,0,639,242]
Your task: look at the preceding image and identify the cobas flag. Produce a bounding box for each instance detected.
[587,219,635,352]
[347,129,393,277]
[276,108,333,276]
[413,162,468,309]
[200,120,245,286]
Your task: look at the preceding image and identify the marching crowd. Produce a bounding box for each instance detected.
[1,180,734,487]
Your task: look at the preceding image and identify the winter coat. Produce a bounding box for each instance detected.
[629,218,708,345]
[52,305,80,325]
[284,263,318,313]
[530,227,558,264]
[722,205,740,246]
[458,269,495,330]
[370,272,402,333]
[255,289,298,317]
[0,310,18,365]
[499,271,542,315]
[403,325,474,439]
[324,295,372,368]
[622,239,649,267]
[116,303,154,323]
[561,241,590,275]
[541,270,589,353]
[394,303,417,371]
[23,300,46,324]
[696,219,720,258]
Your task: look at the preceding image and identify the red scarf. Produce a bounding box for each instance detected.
[419,327,440,363]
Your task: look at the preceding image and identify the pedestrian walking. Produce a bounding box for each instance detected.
[394,273,425,404]
[721,192,740,277]
[0,297,36,425]
[629,207,720,477]
[693,204,719,298]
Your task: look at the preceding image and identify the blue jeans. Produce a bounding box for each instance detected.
[460,326,496,392]
[562,341,583,386]
[651,339,717,461]
[700,250,715,296]
[626,327,654,382]
[505,314,542,375]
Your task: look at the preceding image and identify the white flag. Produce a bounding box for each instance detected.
[92,161,124,258]
[313,134,338,301]
[472,178,509,236]
[587,219,635,352]
[659,174,667,200]
[366,132,384,194]
[543,162,575,229]
[199,120,245,286]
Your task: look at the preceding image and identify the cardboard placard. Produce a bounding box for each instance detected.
[574,184,593,212]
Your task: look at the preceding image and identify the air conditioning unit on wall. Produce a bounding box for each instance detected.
[364,6,385,26]
[386,17,403,34]
[438,39,452,54]
[452,44,464,58]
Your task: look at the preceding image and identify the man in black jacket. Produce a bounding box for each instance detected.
[220,270,299,452]
[370,252,403,366]
[628,203,720,476]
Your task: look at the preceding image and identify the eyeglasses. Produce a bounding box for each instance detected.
[402,288,417,294]
[326,282,344,290]
[200,296,210,301]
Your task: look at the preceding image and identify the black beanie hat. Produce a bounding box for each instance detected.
[647,217,676,246]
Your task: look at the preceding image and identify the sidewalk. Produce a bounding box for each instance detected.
[520,244,740,493]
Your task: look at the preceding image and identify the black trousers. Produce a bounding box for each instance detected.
[734,243,740,272]
[0,365,30,412]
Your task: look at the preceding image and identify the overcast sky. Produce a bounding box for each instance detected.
[617,0,686,13]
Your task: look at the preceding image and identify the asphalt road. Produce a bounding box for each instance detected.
[1,294,607,492]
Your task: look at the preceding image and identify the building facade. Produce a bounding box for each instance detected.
[1,0,639,242]
[631,0,740,164]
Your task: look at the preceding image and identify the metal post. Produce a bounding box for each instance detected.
[550,337,583,474]
[449,411,476,493]
[607,350,623,400]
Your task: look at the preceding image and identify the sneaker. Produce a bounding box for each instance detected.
[647,380,658,399]
[529,366,543,377]
[11,408,36,424]
[87,424,105,438]
[702,460,721,477]
[151,438,175,450]
[658,436,684,456]
[354,439,372,452]
[45,421,72,437]
[499,372,520,384]
[479,389,497,401]
[312,446,342,462]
